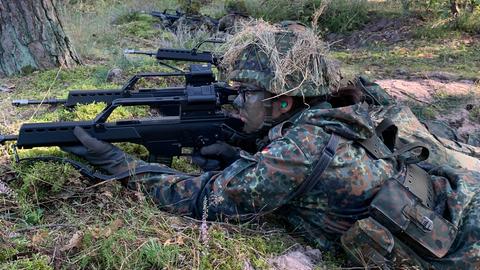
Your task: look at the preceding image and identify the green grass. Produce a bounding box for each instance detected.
[116,13,164,39]
[60,0,178,60]
[243,0,370,33]
[1,187,295,269]
[332,38,480,79]
[0,254,52,270]
[455,9,480,34]
[404,90,479,121]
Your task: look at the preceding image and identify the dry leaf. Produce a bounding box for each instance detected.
[60,231,84,251]
[163,235,184,246]
[0,84,15,93]
[133,191,146,202]
[91,227,101,239]
[176,235,184,245]
[101,218,124,238]
[101,190,113,199]
[32,230,49,245]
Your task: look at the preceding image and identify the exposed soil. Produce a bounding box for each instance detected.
[325,14,480,140]
[377,78,477,102]
[377,78,480,139]
[326,14,422,49]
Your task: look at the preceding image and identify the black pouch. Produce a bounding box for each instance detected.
[370,179,457,258]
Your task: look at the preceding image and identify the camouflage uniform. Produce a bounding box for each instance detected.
[137,29,480,267]
[70,23,480,269]
[130,102,396,244]
[171,14,217,32]
[129,103,480,269]
[370,104,480,170]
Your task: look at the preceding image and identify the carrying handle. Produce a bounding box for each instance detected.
[380,143,430,165]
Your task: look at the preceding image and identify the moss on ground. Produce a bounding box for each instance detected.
[0,254,52,270]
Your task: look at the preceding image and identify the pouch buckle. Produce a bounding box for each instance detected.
[421,216,433,232]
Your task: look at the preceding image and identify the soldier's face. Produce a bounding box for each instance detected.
[232,84,266,133]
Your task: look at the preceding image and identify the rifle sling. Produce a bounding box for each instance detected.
[17,156,190,182]
[289,133,340,200]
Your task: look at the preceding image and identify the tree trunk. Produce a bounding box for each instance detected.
[0,0,81,77]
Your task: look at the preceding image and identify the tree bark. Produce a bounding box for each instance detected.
[0,0,81,77]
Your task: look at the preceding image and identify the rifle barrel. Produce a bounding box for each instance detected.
[0,134,18,144]
[12,98,67,107]
[123,49,156,56]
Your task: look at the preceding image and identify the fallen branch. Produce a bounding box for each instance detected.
[399,90,439,109]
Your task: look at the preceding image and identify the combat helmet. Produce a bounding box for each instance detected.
[222,20,341,98]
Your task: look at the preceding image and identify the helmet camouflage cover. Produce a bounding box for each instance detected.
[221,20,341,97]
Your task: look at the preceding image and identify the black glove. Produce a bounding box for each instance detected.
[192,142,240,171]
[61,126,145,175]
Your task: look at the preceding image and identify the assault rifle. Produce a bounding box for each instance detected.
[150,9,218,28]
[150,9,183,25]
[1,83,254,168]
[2,44,257,177]
[12,46,222,108]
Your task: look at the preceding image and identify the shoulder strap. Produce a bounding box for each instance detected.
[375,118,398,152]
[357,119,434,208]
[289,133,340,201]
[358,119,430,165]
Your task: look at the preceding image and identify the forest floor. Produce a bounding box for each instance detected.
[0,2,479,270]
[330,13,480,143]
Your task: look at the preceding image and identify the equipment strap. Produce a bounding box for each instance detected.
[289,133,340,200]
[17,156,190,183]
[359,119,429,165]
[375,118,398,152]
[357,119,434,208]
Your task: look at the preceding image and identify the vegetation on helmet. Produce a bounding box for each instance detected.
[221,20,341,98]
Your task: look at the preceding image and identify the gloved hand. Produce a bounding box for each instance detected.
[192,142,240,171]
[61,126,145,175]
